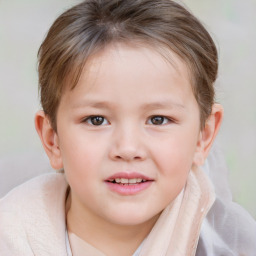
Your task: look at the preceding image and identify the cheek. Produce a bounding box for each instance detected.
[151,133,198,172]
[58,131,108,180]
[61,139,103,200]
[149,133,198,199]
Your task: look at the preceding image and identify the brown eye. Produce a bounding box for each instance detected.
[86,116,107,126]
[150,116,166,125]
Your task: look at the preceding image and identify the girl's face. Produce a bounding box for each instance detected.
[56,43,203,227]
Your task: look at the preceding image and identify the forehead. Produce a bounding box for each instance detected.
[76,43,190,88]
[64,41,193,89]
[60,43,196,110]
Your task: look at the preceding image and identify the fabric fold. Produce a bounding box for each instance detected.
[139,166,215,256]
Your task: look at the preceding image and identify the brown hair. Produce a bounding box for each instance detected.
[38,0,218,131]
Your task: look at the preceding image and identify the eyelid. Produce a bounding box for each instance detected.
[146,115,174,125]
[82,115,110,126]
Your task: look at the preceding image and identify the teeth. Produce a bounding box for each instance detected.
[129,178,137,184]
[115,178,121,183]
[113,178,144,184]
[121,178,128,184]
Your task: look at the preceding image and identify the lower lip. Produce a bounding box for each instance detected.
[105,181,153,195]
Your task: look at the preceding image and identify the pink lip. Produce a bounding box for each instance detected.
[105,172,154,196]
[106,172,153,181]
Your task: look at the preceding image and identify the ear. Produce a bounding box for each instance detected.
[193,104,223,166]
[35,110,63,170]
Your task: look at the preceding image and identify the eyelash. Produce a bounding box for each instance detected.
[82,115,173,126]
[147,116,173,125]
[83,116,109,126]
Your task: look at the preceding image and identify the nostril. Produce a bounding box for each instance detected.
[109,141,147,161]
[113,153,143,161]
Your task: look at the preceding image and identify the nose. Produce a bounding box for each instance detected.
[109,125,147,162]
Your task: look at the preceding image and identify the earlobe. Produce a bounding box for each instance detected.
[193,104,223,166]
[35,111,63,170]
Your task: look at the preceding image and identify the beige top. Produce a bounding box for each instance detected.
[1,169,255,255]
[68,232,106,256]
[67,231,144,256]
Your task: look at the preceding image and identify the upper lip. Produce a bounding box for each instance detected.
[105,172,154,181]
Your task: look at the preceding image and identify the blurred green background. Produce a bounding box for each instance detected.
[0,0,255,218]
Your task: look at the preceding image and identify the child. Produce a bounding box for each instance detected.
[0,0,255,255]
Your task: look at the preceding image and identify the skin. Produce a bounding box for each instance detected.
[35,43,223,256]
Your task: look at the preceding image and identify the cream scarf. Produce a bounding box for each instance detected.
[68,166,215,256]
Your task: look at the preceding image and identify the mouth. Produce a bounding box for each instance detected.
[107,178,148,185]
[105,172,153,195]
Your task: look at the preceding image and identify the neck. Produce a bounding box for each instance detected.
[66,192,159,256]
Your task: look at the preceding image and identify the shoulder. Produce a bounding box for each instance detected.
[197,198,256,256]
[0,172,67,211]
[0,173,68,255]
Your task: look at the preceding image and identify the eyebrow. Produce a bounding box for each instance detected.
[72,99,185,110]
[72,100,115,109]
[141,101,185,110]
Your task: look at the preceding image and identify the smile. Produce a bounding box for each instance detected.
[105,172,153,195]
[108,178,147,185]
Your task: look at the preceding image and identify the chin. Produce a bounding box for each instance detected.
[107,210,160,227]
